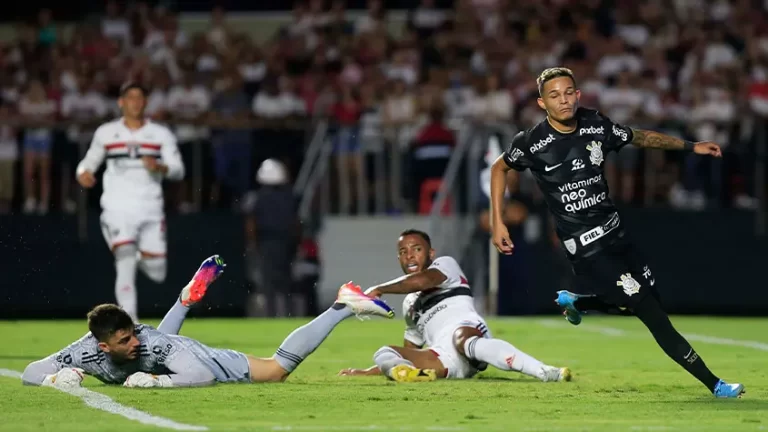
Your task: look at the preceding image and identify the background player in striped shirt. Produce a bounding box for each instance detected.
[76,82,184,322]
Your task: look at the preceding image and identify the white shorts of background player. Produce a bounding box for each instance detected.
[100,210,166,256]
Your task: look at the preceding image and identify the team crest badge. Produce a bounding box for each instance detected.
[127,142,140,158]
[564,239,577,255]
[586,141,604,166]
[616,273,641,296]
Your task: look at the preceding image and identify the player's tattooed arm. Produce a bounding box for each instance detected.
[630,129,692,151]
[630,129,723,156]
[366,269,447,296]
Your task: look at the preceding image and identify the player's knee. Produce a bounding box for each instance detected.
[114,243,138,261]
[139,255,167,283]
[264,368,289,383]
[452,326,484,355]
[372,345,399,363]
[113,244,139,280]
[250,356,290,383]
[373,346,390,361]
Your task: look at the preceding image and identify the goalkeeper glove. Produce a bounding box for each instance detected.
[41,368,85,389]
[123,372,173,388]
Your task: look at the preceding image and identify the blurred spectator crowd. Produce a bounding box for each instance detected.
[0,0,766,218]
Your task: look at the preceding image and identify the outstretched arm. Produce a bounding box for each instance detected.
[22,352,85,387]
[365,269,447,297]
[22,357,62,386]
[339,365,382,376]
[366,256,467,298]
[630,129,722,156]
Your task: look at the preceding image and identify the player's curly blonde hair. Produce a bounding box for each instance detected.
[537,67,577,96]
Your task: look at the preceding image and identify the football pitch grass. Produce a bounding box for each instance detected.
[0,316,766,432]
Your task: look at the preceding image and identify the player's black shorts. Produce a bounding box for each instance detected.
[571,241,660,308]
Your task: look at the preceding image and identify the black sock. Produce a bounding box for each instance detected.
[575,296,633,315]
[633,294,720,392]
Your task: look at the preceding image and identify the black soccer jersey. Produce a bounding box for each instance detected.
[502,107,634,259]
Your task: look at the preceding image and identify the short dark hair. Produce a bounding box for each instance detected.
[119,81,147,97]
[537,67,576,96]
[400,229,431,247]
[87,304,134,342]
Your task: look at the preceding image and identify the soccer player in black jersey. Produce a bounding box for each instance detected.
[488,67,744,398]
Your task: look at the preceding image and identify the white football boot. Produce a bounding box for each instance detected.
[335,282,395,319]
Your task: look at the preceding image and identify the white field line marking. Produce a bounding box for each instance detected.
[0,369,208,431]
[681,333,768,352]
[537,319,768,351]
[537,319,627,336]
[0,369,22,378]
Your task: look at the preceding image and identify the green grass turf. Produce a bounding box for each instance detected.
[0,316,766,432]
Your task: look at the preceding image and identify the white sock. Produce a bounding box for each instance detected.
[464,336,546,380]
[373,346,413,379]
[138,257,167,283]
[115,246,139,321]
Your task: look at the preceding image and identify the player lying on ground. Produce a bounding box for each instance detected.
[489,66,744,398]
[338,229,571,383]
[22,256,395,388]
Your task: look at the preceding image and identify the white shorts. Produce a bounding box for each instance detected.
[100,211,167,255]
[429,315,492,379]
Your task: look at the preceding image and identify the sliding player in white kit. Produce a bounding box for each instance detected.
[339,229,572,383]
[76,82,184,321]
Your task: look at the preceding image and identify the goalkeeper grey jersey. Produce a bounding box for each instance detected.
[41,324,250,385]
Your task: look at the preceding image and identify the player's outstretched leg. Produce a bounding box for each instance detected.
[157,255,227,335]
[555,290,633,325]
[270,282,394,378]
[181,255,226,307]
[633,294,744,398]
[555,290,590,325]
[457,327,571,382]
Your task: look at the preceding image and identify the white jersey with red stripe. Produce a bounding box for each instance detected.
[402,256,483,347]
[76,118,184,216]
[402,256,491,379]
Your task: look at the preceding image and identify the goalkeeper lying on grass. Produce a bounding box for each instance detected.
[22,256,395,388]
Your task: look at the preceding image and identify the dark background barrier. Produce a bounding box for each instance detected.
[1,212,250,319]
[510,208,768,317]
[1,209,766,319]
